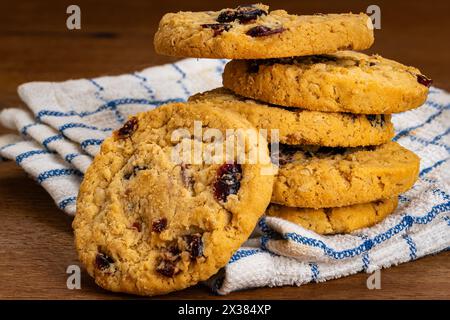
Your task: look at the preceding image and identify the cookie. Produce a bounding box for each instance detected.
[154,4,374,59]
[73,102,274,296]
[189,88,394,147]
[272,142,419,208]
[266,197,398,235]
[223,51,432,114]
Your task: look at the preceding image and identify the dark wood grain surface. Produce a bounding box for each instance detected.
[0,0,449,299]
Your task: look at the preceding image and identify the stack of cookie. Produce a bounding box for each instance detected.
[220,50,428,234]
[72,4,434,298]
[155,3,432,235]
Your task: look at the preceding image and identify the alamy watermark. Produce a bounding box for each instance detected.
[170,121,279,175]
[66,264,81,289]
[366,269,382,290]
[366,5,381,30]
[66,5,81,30]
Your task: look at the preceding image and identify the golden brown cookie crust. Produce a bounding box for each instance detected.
[154,4,374,59]
[73,102,274,296]
[189,88,394,146]
[272,142,419,208]
[267,197,398,235]
[223,51,430,114]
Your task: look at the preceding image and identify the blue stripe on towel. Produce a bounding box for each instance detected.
[16,150,53,164]
[229,249,263,263]
[309,263,320,282]
[37,168,82,183]
[37,97,184,120]
[20,123,39,136]
[59,122,112,133]
[132,73,156,99]
[42,134,64,148]
[58,196,77,210]
[80,138,103,149]
[394,104,450,141]
[64,153,81,163]
[419,158,449,177]
[171,63,191,96]
[402,234,417,260]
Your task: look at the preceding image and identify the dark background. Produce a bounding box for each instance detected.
[0,0,449,299]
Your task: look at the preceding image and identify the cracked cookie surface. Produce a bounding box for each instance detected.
[73,102,274,296]
[223,51,431,114]
[272,142,419,208]
[267,197,398,234]
[154,4,374,59]
[189,88,394,146]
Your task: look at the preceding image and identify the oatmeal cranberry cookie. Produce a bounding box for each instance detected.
[223,51,432,113]
[73,102,274,296]
[154,4,374,59]
[189,88,394,146]
[272,142,419,208]
[267,197,398,235]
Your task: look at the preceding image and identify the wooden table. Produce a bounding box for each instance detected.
[0,0,449,299]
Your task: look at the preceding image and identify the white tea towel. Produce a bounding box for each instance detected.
[0,59,449,294]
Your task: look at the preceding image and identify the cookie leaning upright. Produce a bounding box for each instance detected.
[223,51,432,114]
[154,4,374,59]
[73,102,274,296]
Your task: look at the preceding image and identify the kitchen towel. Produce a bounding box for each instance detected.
[0,58,449,294]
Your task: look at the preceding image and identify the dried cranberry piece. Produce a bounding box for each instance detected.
[131,222,142,232]
[184,234,204,259]
[123,172,132,180]
[168,246,181,256]
[217,10,236,23]
[152,218,167,233]
[156,259,179,277]
[117,117,138,138]
[217,6,267,24]
[246,25,284,37]
[366,114,385,127]
[214,163,242,202]
[417,74,433,87]
[201,23,231,36]
[235,9,267,24]
[95,252,114,271]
